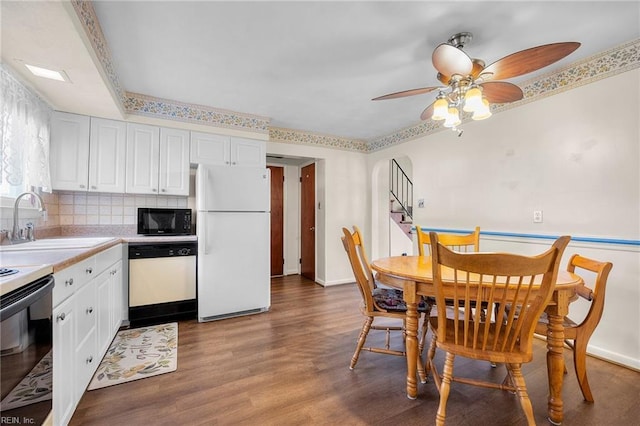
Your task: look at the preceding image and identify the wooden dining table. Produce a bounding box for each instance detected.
[371,255,583,425]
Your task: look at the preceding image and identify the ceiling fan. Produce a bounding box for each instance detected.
[373,32,580,131]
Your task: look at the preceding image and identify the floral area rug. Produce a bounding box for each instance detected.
[88,322,178,391]
[0,350,52,411]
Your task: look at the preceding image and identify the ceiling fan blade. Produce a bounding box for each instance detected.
[471,59,486,78]
[372,86,439,101]
[420,102,435,121]
[482,42,580,81]
[480,81,524,103]
[432,43,473,77]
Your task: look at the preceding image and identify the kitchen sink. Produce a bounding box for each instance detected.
[0,237,116,252]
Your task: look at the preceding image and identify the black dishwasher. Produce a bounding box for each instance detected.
[128,241,197,325]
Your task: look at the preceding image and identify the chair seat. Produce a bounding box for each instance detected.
[373,288,431,313]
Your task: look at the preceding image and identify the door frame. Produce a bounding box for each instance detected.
[300,162,316,281]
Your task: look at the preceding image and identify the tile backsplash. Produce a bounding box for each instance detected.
[3,191,190,236]
[56,191,188,226]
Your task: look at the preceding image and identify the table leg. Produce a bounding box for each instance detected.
[405,299,419,399]
[546,311,565,425]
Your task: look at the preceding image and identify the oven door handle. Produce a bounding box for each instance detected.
[0,275,54,320]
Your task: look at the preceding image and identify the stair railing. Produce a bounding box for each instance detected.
[390,159,413,220]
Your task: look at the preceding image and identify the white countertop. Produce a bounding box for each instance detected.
[0,235,197,297]
[0,264,53,296]
[0,237,121,297]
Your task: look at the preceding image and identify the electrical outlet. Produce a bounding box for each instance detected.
[418,199,425,208]
[533,210,543,223]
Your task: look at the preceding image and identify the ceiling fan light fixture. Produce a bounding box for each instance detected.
[463,86,483,113]
[443,107,461,128]
[431,96,449,121]
[472,98,492,121]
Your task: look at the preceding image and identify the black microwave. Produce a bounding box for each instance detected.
[137,208,192,236]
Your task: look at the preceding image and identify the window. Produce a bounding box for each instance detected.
[0,63,52,197]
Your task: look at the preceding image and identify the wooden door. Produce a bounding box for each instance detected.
[300,163,315,281]
[268,166,284,276]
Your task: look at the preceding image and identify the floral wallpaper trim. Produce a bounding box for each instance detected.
[124,92,271,133]
[368,39,640,152]
[68,3,639,152]
[269,127,368,152]
[69,0,126,111]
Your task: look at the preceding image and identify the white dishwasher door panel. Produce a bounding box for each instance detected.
[129,256,196,307]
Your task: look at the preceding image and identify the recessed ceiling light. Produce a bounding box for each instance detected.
[24,64,70,82]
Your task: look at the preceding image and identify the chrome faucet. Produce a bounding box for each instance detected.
[11,191,47,244]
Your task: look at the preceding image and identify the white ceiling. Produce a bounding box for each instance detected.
[3,1,640,142]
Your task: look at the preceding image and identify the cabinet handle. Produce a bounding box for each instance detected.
[91,185,97,190]
[152,188,157,192]
[65,278,74,286]
[79,184,86,189]
[57,313,66,321]
[225,161,230,165]
[111,269,117,275]
[161,188,166,192]
[232,162,237,165]
[86,267,93,274]
[87,307,93,314]
[86,356,93,364]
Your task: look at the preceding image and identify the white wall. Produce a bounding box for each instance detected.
[365,69,640,369]
[266,141,368,286]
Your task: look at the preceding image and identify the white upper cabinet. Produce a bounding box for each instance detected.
[230,137,266,168]
[50,112,90,191]
[126,123,190,196]
[190,132,230,166]
[50,112,126,193]
[88,117,127,193]
[159,128,190,195]
[126,123,160,195]
[190,131,265,168]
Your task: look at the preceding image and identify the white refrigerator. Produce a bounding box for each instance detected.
[196,165,271,321]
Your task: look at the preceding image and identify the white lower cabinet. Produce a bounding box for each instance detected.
[53,296,76,426]
[53,244,124,426]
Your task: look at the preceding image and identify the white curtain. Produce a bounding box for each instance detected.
[0,63,52,194]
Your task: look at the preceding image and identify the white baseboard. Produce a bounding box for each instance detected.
[587,345,640,372]
[534,335,639,372]
[317,278,354,287]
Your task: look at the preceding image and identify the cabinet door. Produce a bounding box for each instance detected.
[50,112,90,191]
[74,280,97,394]
[53,296,76,426]
[110,260,123,335]
[159,128,190,196]
[96,268,112,357]
[89,118,127,193]
[190,131,230,166]
[230,137,266,167]
[126,123,160,194]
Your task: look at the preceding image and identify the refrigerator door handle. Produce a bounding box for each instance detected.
[202,215,209,255]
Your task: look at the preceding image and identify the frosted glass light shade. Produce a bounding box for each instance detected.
[463,87,483,112]
[431,98,449,121]
[443,107,461,128]
[472,98,492,120]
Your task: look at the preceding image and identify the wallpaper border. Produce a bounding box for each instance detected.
[70,2,639,153]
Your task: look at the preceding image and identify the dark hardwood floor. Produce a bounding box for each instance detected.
[71,275,639,425]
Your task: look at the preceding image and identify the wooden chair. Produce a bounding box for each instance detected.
[425,231,570,426]
[415,226,485,350]
[341,226,431,370]
[415,226,480,256]
[535,254,613,403]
